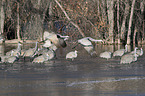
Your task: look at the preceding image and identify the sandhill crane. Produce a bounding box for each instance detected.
[6,42,22,56]
[129,47,143,57]
[32,54,49,63]
[49,44,57,51]
[137,48,143,56]
[120,47,138,64]
[35,47,49,56]
[42,39,52,48]
[75,37,102,56]
[100,51,112,60]
[44,31,69,48]
[45,49,56,60]
[113,44,128,57]
[20,49,26,56]
[66,50,78,61]
[6,53,19,63]
[23,41,38,60]
[32,49,55,63]
[36,48,55,59]
[78,37,102,46]
[0,35,5,44]
[0,55,11,63]
[1,50,19,63]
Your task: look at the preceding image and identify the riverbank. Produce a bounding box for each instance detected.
[2,39,145,45]
[3,39,38,44]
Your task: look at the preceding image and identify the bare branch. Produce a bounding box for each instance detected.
[54,0,85,37]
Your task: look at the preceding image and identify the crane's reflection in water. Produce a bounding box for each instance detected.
[0,43,145,96]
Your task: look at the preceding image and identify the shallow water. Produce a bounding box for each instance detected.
[0,43,145,96]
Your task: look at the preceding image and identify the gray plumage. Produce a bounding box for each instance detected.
[137,48,143,56]
[32,54,48,63]
[42,39,52,48]
[6,42,22,56]
[100,51,112,60]
[32,49,55,63]
[49,44,57,51]
[77,37,102,56]
[23,41,38,57]
[0,56,11,63]
[84,46,96,55]
[6,55,19,63]
[45,49,55,60]
[38,48,55,60]
[129,47,143,57]
[42,38,58,52]
[0,35,5,44]
[44,31,69,48]
[78,37,102,47]
[20,49,26,56]
[113,44,128,57]
[120,47,138,64]
[35,47,49,56]
[66,50,78,61]
[1,50,19,63]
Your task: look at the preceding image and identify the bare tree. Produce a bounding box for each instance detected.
[107,0,114,44]
[47,1,53,31]
[117,0,120,44]
[0,0,144,44]
[54,0,85,37]
[133,25,137,45]
[0,0,5,35]
[140,0,144,41]
[127,0,136,44]
[22,0,50,40]
[16,2,21,40]
[120,0,129,41]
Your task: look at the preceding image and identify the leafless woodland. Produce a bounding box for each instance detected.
[0,0,144,45]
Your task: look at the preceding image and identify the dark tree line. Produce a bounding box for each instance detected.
[0,0,144,45]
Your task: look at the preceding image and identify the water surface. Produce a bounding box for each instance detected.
[0,44,145,96]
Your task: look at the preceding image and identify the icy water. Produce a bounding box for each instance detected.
[0,43,145,96]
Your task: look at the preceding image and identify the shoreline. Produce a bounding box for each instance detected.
[3,39,38,44]
[1,39,144,45]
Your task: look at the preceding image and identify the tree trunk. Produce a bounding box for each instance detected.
[107,0,114,44]
[97,0,100,16]
[127,0,136,45]
[17,2,21,40]
[23,0,49,41]
[140,0,144,41]
[101,0,107,23]
[140,0,144,13]
[117,0,120,44]
[133,25,137,45]
[120,0,129,40]
[0,0,5,35]
[47,1,53,31]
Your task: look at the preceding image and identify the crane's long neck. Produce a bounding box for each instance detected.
[125,44,128,52]
[35,42,38,51]
[134,47,137,61]
[10,50,14,56]
[75,50,77,56]
[17,43,21,52]
[140,48,143,55]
